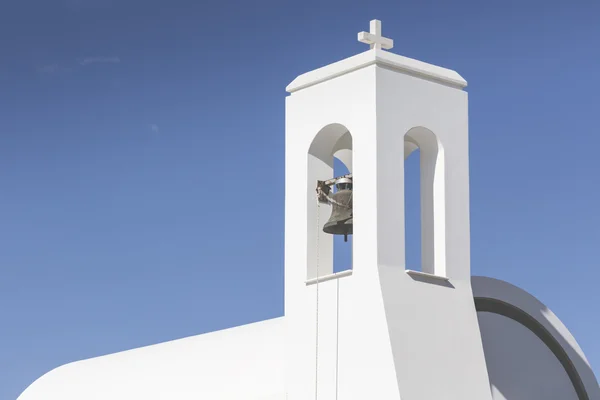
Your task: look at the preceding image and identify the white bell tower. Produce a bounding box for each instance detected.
[284,20,493,400]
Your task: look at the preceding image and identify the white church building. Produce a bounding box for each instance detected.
[18,20,599,400]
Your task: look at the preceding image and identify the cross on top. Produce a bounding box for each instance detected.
[358,19,394,50]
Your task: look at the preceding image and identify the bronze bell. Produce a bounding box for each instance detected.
[323,177,353,242]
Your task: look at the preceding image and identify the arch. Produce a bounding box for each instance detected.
[404,126,446,276]
[307,123,353,280]
[309,123,352,166]
[475,297,588,400]
[472,276,600,400]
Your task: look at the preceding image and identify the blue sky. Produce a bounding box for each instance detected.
[1,0,599,398]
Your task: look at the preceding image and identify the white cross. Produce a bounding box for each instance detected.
[358,19,394,50]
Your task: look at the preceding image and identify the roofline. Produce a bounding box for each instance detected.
[286,48,467,93]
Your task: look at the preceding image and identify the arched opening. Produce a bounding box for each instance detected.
[404,146,421,270]
[333,156,352,273]
[404,127,446,276]
[307,124,353,281]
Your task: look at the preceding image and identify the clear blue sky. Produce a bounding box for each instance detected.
[1,0,599,398]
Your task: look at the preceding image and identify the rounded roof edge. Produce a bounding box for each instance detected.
[15,316,286,400]
[17,360,80,400]
[471,275,600,399]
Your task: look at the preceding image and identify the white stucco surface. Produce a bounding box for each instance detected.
[17,317,285,400]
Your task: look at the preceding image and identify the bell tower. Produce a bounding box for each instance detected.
[284,20,493,400]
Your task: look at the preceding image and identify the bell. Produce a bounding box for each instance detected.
[323,177,353,242]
